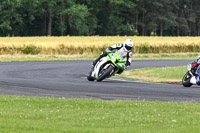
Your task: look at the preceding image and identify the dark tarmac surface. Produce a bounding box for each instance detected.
[0,59,200,102]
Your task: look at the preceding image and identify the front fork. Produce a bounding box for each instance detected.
[189,70,194,77]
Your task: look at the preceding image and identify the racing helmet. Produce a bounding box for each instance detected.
[123,39,134,52]
[197,56,200,64]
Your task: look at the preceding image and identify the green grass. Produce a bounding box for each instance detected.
[120,66,187,83]
[0,56,96,62]
[0,53,198,62]
[0,95,200,133]
[132,53,198,60]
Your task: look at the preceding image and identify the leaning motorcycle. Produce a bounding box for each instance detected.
[182,64,200,87]
[87,50,126,82]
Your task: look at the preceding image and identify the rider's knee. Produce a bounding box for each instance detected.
[197,79,200,85]
[117,68,124,74]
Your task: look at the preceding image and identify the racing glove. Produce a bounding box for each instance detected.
[125,61,131,67]
[100,51,108,57]
[105,49,111,53]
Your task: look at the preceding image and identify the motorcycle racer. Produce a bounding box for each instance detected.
[189,56,200,85]
[92,39,134,74]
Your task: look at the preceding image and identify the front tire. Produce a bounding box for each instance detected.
[87,75,94,81]
[182,71,192,87]
[96,65,114,82]
[87,67,95,81]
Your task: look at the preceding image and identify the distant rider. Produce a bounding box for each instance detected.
[190,56,200,85]
[92,39,134,74]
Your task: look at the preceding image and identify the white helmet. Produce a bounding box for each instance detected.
[197,56,200,64]
[123,39,133,52]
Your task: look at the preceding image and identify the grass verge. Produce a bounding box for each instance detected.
[0,55,96,62]
[0,95,200,133]
[120,66,187,84]
[0,53,198,62]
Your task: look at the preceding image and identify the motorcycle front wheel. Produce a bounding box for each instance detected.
[96,65,114,82]
[182,71,192,87]
[87,67,95,81]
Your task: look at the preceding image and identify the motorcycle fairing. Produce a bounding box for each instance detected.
[195,65,200,85]
[91,56,108,79]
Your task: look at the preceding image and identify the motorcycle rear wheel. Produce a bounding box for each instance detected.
[182,71,192,87]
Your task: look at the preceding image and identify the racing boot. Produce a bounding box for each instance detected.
[93,55,103,66]
[93,51,107,66]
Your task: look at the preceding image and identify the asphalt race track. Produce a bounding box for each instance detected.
[0,59,200,102]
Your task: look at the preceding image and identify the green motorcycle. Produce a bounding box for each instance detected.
[87,50,126,82]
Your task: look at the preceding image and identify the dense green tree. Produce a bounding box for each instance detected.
[0,0,200,36]
[105,0,137,35]
[66,4,90,35]
[0,0,23,36]
[146,0,177,36]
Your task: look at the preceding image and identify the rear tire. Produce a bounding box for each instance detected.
[96,65,114,82]
[182,71,192,87]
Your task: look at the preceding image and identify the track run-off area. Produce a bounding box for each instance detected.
[0,59,200,102]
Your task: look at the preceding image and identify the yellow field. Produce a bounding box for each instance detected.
[0,36,200,55]
[1,36,200,47]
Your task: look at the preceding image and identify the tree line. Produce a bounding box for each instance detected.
[0,0,200,36]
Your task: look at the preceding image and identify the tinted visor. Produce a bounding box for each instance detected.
[125,44,132,51]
